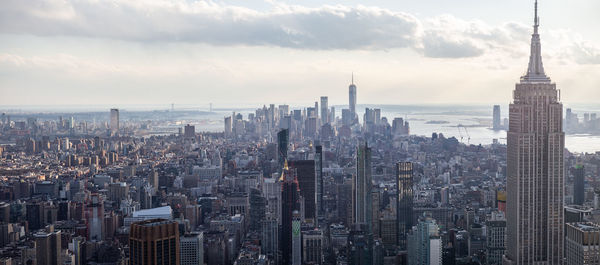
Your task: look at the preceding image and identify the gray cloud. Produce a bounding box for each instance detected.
[422,32,484,58]
[0,0,596,63]
[0,1,419,50]
[570,42,600,64]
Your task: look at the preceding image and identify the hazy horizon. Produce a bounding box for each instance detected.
[1,0,600,105]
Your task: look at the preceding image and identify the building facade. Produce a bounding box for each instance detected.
[565,222,600,265]
[129,219,180,265]
[396,162,413,249]
[504,2,565,264]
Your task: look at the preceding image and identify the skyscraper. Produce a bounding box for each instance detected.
[292,210,302,265]
[396,162,413,249]
[34,227,62,265]
[180,232,203,265]
[353,143,372,232]
[281,162,301,265]
[289,160,316,222]
[486,211,506,265]
[320,96,329,124]
[493,105,502,130]
[224,116,232,137]
[110,108,119,135]
[504,2,565,264]
[574,165,585,206]
[315,145,324,217]
[407,217,442,265]
[85,193,104,241]
[277,129,289,170]
[129,219,180,265]
[349,74,357,121]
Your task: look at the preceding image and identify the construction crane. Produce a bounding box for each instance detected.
[457,124,471,144]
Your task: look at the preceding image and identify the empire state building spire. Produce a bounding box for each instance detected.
[521,0,551,83]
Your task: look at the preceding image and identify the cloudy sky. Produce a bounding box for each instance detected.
[1,0,599,107]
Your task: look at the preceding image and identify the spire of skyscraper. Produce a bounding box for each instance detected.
[522,0,550,83]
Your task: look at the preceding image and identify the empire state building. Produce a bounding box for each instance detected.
[504,1,565,265]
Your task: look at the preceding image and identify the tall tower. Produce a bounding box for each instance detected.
[353,142,372,232]
[493,105,502,130]
[320,96,329,124]
[110,108,119,135]
[277,129,289,170]
[292,210,302,265]
[349,74,357,120]
[281,161,301,265]
[396,162,413,249]
[573,165,585,206]
[504,1,564,264]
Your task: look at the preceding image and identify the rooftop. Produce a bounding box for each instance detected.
[132,206,172,217]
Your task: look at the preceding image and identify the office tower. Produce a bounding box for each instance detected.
[129,219,180,265]
[289,160,316,222]
[396,162,413,249]
[280,115,292,130]
[349,74,357,120]
[85,194,104,241]
[205,231,228,265]
[574,165,585,206]
[279,104,289,118]
[486,211,506,265]
[302,229,323,265]
[505,2,565,264]
[110,109,119,135]
[261,218,279,263]
[292,210,302,265]
[315,145,324,217]
[407,217,442,265]
[371,191,380,237]
[348,229,373,265]
[183,124,195,139]
[26,202,43,231]
[34,228,62,265]
[281,162,301,265]
[249,188,266,232]
[320,96,329,124]
[493,105,502,130]
[565,222,600,265]
[269,104,276,128]
[379,209,397,249]
[180,232,203,265]
[71,237,85,265]
[224,116,232,137]
[337,180,353,225]
[353,143,372,232]
[305,117,318,138]
[330,106,335,124]
[277,129,289,170]
[314,101,319,120]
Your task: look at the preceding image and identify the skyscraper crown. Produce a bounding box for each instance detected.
[521,0,551,83]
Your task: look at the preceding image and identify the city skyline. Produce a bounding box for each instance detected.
[1,0,600,106]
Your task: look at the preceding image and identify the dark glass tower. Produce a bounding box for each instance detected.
[574,165,585,206]
[289,160,317,222]
[396,162,413,249]
[315,145,324,217]
[353,143,372,232]
[281,162,300,265]
[277,129,289,170]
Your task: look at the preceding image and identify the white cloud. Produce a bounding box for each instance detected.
[0,0,597,64]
